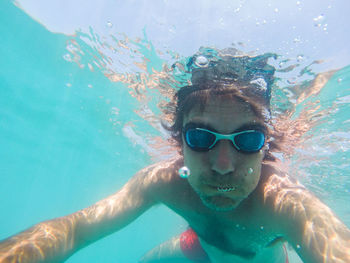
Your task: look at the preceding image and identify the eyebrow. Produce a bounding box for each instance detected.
[184,121,267,134]
[235,123,267,133]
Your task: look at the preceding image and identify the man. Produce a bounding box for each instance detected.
[1,52,349,263]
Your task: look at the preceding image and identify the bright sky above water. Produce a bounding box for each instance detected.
[15,0,350,70]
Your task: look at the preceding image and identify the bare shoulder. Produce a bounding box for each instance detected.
[77,157,184,223]
[252,164,307,231]
[259,163,307,206]
[133,157,184,200]
[136,157,183,182]
[259,164,320,227]
[259,164,350,262]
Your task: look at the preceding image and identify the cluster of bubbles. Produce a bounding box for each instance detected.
[313,14,328,33]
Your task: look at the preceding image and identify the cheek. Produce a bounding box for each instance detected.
[183,146,198,177]
[241,154,264,181]
[183,145,192,167]
[183,143,206,167]
[183,148,202,189]
[183,146,209,187]
[239,163,262,195]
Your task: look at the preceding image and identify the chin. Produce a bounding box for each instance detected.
[200,194,242,212]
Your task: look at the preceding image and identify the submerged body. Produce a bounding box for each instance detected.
[138,97,349,262]
[1,54,350,263]
[139,98,293,262]
[139,158,291,263]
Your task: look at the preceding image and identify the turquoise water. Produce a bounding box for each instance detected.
[1,1,349,262]
[0,2,186,262]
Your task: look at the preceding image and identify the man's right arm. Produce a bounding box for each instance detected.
[0,162,173,263]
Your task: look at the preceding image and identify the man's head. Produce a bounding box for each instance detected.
[168,53,276,211]
[169,53,275,153]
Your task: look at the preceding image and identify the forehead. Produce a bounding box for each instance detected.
[183,97,263,133]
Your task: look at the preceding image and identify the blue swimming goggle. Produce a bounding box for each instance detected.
[183,125,265,153]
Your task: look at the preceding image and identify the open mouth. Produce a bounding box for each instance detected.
[216,186,236,192]
[206,184,237,193]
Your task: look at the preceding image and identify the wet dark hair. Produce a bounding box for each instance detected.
[164,53,279,161]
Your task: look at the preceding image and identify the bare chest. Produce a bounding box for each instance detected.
[188,210,281,257]
[162,183,282,259]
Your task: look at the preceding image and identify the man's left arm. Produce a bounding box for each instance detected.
[272,185,350,263]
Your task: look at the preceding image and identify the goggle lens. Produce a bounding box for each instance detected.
[234,131,265,153]
[184,128,265,153]
[185,129,216,150]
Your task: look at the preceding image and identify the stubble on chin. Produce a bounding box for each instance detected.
[199,194,240,212]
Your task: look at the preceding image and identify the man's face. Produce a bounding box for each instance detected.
[182,97,266,211]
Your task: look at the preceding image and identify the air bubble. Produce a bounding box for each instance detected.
[106,21,113,28]
[313,14,325,22]
[293,37,301,43]
[260,226,264,230]
[248,168,254,174]
[297,55,304,62]
[274,8,279,13]
[337,78,343,83]
[234,5,242,13]
[313,14,325,28]
[178,166,191,178]
[296,244,301,249]
[63,54,72,62]
[194,55,209,67]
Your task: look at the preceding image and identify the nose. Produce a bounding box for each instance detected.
[210,139,237,175]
